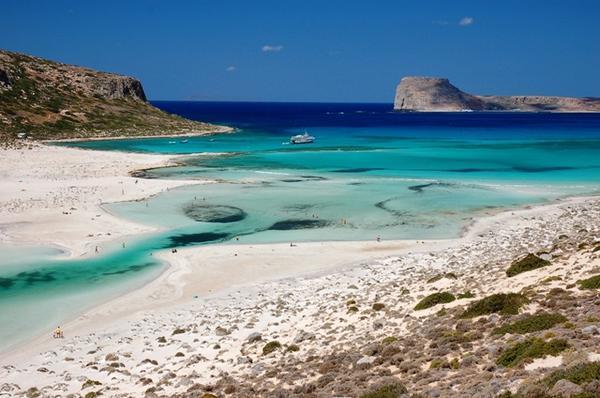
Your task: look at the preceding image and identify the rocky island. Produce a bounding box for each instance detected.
[394,76,600,112]
[0,50,227,142]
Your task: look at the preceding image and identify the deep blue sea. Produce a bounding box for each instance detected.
[1,101,600,351]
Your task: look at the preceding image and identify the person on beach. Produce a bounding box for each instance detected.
[53,326,63,338]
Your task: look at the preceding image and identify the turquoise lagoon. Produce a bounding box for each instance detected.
[1,103,600,351]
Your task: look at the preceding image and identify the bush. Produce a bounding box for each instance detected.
[496,337,569,368]
[360,382,408,398]
[577,274,600,290]
[382,336,398,345]
[459,293,528,319]
[414,292,456,310]
[372,303,385,311]
[430,358,449,369]
[262,341,281,355]
[492,312,567,335]
[506,254,550,277]
[457,291,474,299]
[542,361,600,387]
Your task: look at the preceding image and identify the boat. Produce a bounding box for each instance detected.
[290,131,315,144]
[180,139,188,143]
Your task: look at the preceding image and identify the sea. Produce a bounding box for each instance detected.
[1,101,600,351]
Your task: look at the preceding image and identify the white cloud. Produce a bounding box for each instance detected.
[226,65,236,72]
[262,45,283,52]
[459,16,474,26]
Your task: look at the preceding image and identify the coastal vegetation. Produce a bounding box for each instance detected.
[496,337,569,367]
[414,292,456,310]
[577,274,600,290]
[506,253,551,277]
[459,293,528,318]
[492,312,567,335]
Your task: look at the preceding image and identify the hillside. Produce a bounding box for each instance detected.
[394,77,600,112]
[0,50,227,142]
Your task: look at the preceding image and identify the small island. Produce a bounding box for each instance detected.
[394,76,600,112]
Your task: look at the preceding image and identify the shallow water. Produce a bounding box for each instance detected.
[2,103,600,351]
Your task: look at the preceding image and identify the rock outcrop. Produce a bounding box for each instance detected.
[0,49,226,141]
[394,76,600,112]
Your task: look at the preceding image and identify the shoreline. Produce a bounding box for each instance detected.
[1,194,598,397]
[41,124,236,143]
[1,193,595,360]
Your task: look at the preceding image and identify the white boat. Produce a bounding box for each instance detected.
[290,131,315,144]
[180,139,188,143]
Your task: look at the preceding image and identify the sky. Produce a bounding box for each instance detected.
[1,0,599,102]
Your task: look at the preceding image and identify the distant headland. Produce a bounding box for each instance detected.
[394,76,600,112]
[0,50,228,142]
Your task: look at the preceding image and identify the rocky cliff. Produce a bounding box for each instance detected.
[0,50,226,141]
[394,76,600,112]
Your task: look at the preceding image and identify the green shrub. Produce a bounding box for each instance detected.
[414,292,456,310]
[372,303,385,311]
[262,341,281,355]
[382,336,398,345]
[496,338,568,368]
[450,357,460,370]
[457,291,474,299]
[506,254,550,277]
[286,344,300,352]
[492,313,567,335]
[81,379,102,389]
[348,305,359,313]
[459,293,528,318]
[542,361,600,387]
[577,274,600,290]
[360,382,408,398]
[430,358,449,369]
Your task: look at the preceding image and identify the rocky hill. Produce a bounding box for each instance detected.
[394,77,600,112]
[0,50,227,142]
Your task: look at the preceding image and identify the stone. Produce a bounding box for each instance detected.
[356,356,376,369]
[550,379,584,398]
[246,332,262,343]
[581,325,598,335]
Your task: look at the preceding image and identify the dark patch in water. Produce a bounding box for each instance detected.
[167,232,229,247]
[0,277,14,289]
[16,270,56,286]
[268,219,331,230]
[408,182,455,193]
[280,179,304,183]
[512,166,575,173]
[103,263,150,276]
[299,175,328,181]
[183,204,247,223]
[332,167,385,173]
[374,197,411,218]
[348,182,366,186]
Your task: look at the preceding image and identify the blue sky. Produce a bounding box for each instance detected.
[1,0,599,102]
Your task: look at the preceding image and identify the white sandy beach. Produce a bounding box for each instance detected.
[0,144,599,397]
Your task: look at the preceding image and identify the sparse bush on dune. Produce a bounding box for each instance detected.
[578,274,600,289]
[492,312,567,335]
[414,292,456,310]
[459,293,528,318]
[506,253,550,277]
[496,337,569,368]
[359,382,408,398]
[262,341,281,355]
[542,361,600,387]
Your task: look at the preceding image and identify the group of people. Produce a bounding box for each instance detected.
[52,326,64,339]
